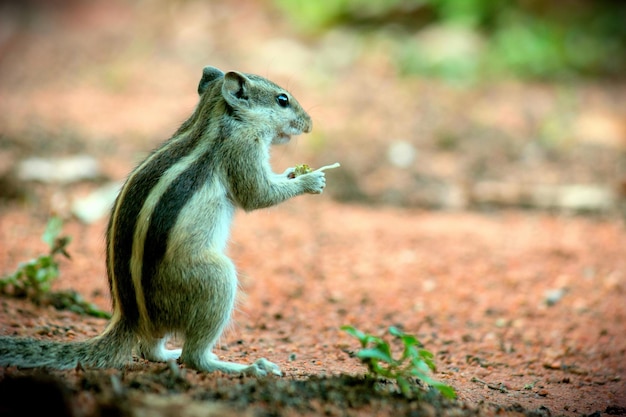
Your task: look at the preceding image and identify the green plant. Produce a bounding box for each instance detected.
[341,325,456,399]
[274,0,626,80]
[1,217,70,298]
[1,217,111,319]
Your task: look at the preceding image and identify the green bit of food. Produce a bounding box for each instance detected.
[294,164,312,176]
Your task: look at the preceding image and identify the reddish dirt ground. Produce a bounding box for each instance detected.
[1,199,625,416]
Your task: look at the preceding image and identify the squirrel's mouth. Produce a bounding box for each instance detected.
[274,133,291,144]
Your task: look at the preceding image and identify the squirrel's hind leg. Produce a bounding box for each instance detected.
[178,253,282,377]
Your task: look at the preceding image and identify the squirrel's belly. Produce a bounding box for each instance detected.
[164,181,234,260]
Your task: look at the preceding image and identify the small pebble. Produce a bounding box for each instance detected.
[544,288,567,306]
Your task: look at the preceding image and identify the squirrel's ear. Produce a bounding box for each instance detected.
[222,71,250,106]
[198,66,224,95]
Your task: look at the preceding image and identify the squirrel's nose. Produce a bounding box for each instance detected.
[303,115,312,134]
[291,117,312,134]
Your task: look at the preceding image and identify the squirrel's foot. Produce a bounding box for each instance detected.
[242,358,282,377]
[190,355,282,376]
[153,348,183,362]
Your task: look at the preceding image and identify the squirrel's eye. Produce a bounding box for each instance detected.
[276,93,289,108]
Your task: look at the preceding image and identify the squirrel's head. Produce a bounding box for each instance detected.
[198,66,312,145]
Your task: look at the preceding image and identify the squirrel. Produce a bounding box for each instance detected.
[0,66,333,376]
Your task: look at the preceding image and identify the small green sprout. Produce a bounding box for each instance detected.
[341,325,456,399]
[1,217,70,298]
[1,217,110,319]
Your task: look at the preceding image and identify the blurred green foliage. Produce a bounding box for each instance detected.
[273,0,626,80]
[341,325,456,399]
[0,217,111,319]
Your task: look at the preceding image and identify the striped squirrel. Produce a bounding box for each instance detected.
[0,66,339,376]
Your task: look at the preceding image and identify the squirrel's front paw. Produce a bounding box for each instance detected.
[282,167,296,178]
[299,171,326,194]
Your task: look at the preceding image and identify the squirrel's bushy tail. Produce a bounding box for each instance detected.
[0,319,136,370]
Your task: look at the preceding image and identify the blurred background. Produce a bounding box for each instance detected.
[0,0,625,218]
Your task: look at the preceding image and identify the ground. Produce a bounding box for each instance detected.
[1,201,625,416]
[0,1,625,416]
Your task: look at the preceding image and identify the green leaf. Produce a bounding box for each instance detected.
[400,333,419,347]
[400,343,417,362]
[377,340,394,361]
[340,325,367,347]
[430,381,457,399]
[396,376,412,397]
[367,359,388,377]
[418,348,434,359]
[356,347,394,364]
[388,326,404,337]
[390,326,423,362]
[341,324,365,339]
[341,325,386,348]
[39,255,53,268]
[23,262,36,277]
[35,268,49,282]
[364,335,385,347]
[411,357,434,374]
[42,217,63,248]
[418,349,437,371]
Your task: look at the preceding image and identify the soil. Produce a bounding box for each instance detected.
[0,1,625,416]
[1,202,625,417]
